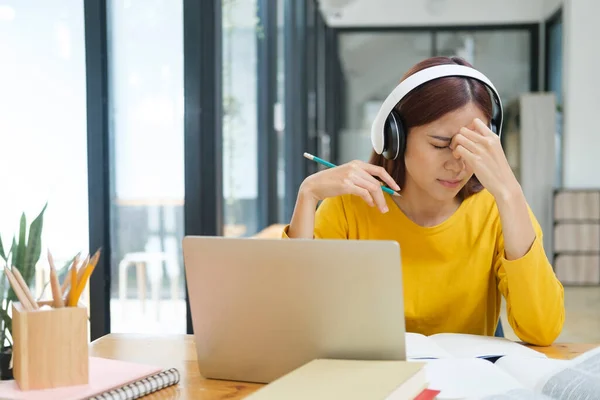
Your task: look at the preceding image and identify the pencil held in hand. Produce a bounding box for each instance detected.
[301,152,401,213]
[302,152,401,197]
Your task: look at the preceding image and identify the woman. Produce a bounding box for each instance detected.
[283,56,565,347]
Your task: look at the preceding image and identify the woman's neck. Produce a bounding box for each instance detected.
[392,183,462,227]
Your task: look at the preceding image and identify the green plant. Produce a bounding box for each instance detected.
[0,204,47,351]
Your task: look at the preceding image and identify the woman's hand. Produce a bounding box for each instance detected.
[299,160,401,213]
[450,118,521,201]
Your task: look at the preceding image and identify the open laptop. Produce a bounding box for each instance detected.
[182,236,406,383]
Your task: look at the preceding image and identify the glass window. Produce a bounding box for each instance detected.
[107,0,185,334]
[0,1,89,299]
[222,0,259,237]
[276,0,286,222]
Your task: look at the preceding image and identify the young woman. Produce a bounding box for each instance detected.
[283,56,565,347]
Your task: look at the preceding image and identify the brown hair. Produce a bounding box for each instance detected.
[368,56,493,200]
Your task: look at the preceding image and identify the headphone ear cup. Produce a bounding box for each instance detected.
[383,110,405,160]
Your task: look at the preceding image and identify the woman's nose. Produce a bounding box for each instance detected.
[444,155,464,173]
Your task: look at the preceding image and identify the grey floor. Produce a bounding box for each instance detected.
[500,286,600,343]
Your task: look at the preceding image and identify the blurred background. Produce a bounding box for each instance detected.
[0,0,597,343]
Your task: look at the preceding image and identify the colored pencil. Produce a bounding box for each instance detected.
[303,152,400,197]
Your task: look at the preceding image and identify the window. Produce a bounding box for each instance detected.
[0,1,89,298]
[222,0,260,237]
[107,0,185,334]
[276,0,286,222]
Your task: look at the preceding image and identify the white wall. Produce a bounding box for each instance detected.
[543,0,563,18]
[321,0,546,27]
[562,0,600,188]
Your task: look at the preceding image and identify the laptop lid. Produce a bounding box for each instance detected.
[182,236,406,383]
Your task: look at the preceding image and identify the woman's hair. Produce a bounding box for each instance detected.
[368,56,493,200]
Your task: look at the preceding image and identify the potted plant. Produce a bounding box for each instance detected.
[0,204,47,380]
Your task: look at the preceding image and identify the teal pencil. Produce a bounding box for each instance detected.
[302,152,400,197]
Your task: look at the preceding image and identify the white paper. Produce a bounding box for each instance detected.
[428,333,548,359]
[405,332,453,360]
[495,355,568,390]
[423,358,523,399]
[474,388,554,399]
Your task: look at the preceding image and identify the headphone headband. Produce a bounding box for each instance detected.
[371,64,503,157]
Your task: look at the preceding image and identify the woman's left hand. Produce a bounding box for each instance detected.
[450,117,520,200]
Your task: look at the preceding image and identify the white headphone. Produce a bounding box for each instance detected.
[370,64,504,160]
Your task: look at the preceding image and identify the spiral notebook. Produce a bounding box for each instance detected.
[0,357,180,399]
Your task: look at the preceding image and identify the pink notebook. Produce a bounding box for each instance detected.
[0,357,169,399]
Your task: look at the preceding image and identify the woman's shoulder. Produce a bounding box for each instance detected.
[317,193,368,213]
[316,193,386,221]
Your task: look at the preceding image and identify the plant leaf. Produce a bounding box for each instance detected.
[0,236,5,262]
[58,255,75,282]
[23,203,47,286]
[7,238,18,302]
[0,306,12,339]
[0,274,6,306]
[15,213,26,270]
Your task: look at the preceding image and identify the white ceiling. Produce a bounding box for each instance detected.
[317,0,562,27]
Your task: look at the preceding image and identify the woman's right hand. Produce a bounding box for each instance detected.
[299,160,401,213]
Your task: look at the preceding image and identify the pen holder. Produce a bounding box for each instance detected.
[12,301,89,390]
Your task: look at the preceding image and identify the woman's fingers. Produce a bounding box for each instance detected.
[353,161,400,191]
[343,178,375,208]
[452,128,483,155]
[348,172,389,213]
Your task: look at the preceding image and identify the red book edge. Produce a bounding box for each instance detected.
[413,388,441,400]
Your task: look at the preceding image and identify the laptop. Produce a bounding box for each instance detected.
[182,236,407,383]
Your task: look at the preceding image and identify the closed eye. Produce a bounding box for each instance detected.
[428,134,452,149]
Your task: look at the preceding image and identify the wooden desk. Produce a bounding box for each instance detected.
[90,334,598,400]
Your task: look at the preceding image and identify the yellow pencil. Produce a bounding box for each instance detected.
[68,256,78,307]
[70,248,101,307]
[61,252,81,293]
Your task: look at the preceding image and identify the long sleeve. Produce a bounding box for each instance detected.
[281,196,349,239]
[494,209,565,346]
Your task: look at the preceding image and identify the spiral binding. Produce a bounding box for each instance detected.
[88,368,180,400]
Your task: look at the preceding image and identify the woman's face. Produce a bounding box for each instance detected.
[403,102,489,202]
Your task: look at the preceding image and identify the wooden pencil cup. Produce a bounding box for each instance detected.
[12,301,89,390]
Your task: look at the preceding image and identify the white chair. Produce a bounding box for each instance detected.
[118,249,180,318]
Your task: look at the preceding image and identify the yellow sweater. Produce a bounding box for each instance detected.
[282,189,565,346]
